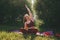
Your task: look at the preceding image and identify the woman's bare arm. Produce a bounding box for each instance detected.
[25,5,32,16]
[25,5,34,21]
[24,22,28,30]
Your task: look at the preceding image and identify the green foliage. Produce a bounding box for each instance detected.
[0,31,56,40]
[34,19,44,30]
[0,0,27,28]
[0,31,25,40]
[34,0,60,32]
[0,26,20,31]
[0,0,60,33]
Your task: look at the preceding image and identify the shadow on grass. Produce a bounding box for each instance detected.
[23,33,36,40]
[0,25,21,32]
[0,25,37,40]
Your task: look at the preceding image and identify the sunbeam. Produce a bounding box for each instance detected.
[26,0,44,30]
[31,0,37,20]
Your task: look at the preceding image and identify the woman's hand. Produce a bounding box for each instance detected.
[24,22,28,30]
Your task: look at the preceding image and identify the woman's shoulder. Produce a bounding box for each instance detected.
[31,19,34,22]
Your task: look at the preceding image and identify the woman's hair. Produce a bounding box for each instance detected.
[23,14,29,23]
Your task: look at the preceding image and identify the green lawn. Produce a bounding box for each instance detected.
[0,31,57,40]
[0,25,21,31]
[0,25,59,40]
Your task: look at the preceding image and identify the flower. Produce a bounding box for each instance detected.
[56,33,60,37]
[43,31,54,37]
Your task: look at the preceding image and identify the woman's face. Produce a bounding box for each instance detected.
[25,16,30,20]
[24,14,30,21]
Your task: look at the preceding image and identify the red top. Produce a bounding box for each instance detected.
[27,20,34,27]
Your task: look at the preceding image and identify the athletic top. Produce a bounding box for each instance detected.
[26,20,35,27]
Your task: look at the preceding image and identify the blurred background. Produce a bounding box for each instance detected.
[0,0,60,33]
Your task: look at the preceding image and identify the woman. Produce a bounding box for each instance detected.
[24,5,35,30]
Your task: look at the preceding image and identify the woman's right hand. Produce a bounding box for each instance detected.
[24,26,28,30]
[24,22,28,30]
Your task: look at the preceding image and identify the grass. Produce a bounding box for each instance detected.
[0,25,21,31]
[0,31,57,40]
[0,25,59,40]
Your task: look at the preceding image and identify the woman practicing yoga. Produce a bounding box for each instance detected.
[20,5,38,34]
[23,5,35,30]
